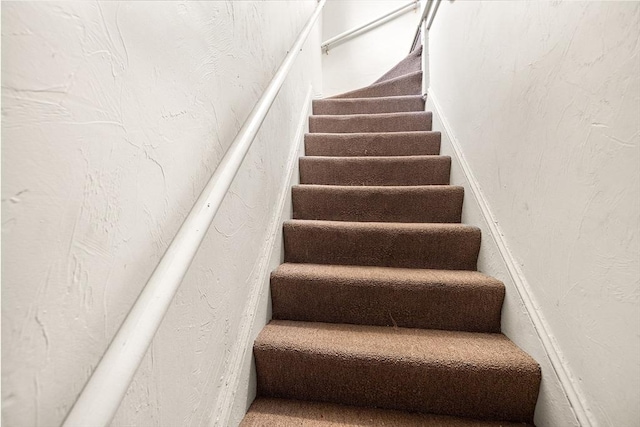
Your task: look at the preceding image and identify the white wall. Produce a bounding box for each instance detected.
[427,1,639,426]
[322,0,419,97]
[1,2,321,426]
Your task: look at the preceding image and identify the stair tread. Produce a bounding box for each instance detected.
[299,155,451,186]
[257,320,537,370]
[315,94,424,103]
[273,262,500,287]
[302,154,447,160]
[242,397,533,427]
[311,111,431,119]
[312,95,425,115]
[306,130,437,136]
[271,263,504,332]
[284,219,481,271]
[304,131,441,157]
[309,111,432,133]
[292,184,464,223]
[285,219,479,233]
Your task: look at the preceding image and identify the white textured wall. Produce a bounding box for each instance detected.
[1,2,321,426]
[322,0,419,97]
[428,1,639,426]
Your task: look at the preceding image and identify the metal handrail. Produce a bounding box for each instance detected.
[410,0,441,53]
[61,2,326,426]
[322,0,418,53]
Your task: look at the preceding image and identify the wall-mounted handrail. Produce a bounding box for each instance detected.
[410,0,441,53]
[61,2,325,426]
[322,0,418,54]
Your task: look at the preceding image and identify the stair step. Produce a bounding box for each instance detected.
[375,45,423,84]
[255,321,541,422]
[271,263,504,332]
[299,155,450,186]
[330,70,422,99]
[312,95,424,115]
[309,111,432,133]
[284,220,480,270]
[304,131,441,156]
[241,397,533,427]
[292,185,463,223]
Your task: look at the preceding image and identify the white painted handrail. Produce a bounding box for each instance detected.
[321,0,418,53]
[410,0,442,53]
[61,2,325,426]
[410,0,434,52]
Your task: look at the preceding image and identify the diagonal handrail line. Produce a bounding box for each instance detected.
[322,0,418,53]
[61,2,326,426]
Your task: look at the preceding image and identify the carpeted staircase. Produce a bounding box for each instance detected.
[240,46,541,426]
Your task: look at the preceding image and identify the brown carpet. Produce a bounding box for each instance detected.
[292,185,464,223]
[299,156,451,186]
[330,71,422,99]
[241,398,534,427]
[241,47,541,426]
[374,45,423,84]
[309,111,432,133]
[304,132,441,157]
[312,95,424,115]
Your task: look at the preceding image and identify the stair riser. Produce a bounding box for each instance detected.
[312,97,424,115]
[284,222,480,270]
[309,112,432,133]
[299,156,451,186]
[271,276,504,332]
[292,186,463,223]
[255,348,540,422]
[304,132,441,157]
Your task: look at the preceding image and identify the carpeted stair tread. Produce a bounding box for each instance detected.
[271,263,504,332]
[292,184,463,223]
[241,397,533,427]
[330,71,422,99]
[304,131,441,156]
[255,321,541,422]
[312,95,424,115]
[374,45,423,84]
[299,155,450,186]
[309,111,432,133]
[284,220,480,270]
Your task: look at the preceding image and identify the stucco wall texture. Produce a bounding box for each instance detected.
[1,2,321,426]
[428,2,639,426]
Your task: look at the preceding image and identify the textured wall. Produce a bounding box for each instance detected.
[428,2,639,426]
[321,0,419,97]
[1,2,321,426]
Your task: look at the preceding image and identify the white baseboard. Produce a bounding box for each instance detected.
[210,84,314,427]
[427,89,592,427]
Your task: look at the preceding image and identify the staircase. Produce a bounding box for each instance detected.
[240,47,541,426]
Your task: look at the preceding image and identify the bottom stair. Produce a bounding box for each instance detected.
[254,321,540,423]
[241,398,533,427]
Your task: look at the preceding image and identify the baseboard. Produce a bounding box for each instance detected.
[210,84,314,427]
[426,89,591,427]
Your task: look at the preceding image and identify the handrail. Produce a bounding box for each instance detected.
[409,0,441,53]
[322,0,418,53]
[426,0,442,30]
[61,2,326,426]
[410,0,433,52]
